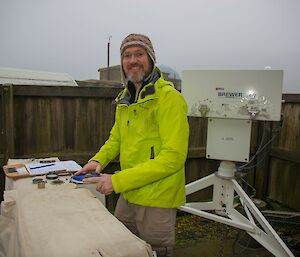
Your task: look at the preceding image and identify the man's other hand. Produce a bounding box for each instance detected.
[83,174,114,195]
[75,161,102,175]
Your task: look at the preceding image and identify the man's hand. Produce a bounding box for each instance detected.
[75,161,102,175]
[83,174,114,195]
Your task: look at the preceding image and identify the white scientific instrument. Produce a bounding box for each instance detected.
[180,70,294,257]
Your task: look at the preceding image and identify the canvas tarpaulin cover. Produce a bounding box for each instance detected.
[0,184,153,257]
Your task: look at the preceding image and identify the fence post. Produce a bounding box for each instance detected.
[254,121,271,198]
[2,84,15,164]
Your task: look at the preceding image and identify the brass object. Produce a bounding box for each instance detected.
[37,181,46,189]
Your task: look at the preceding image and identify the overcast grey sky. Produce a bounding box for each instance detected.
[0,0,299,93]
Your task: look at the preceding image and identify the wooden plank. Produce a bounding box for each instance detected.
[0,86,5,200]
[188,117,207,148]
[268,158,300,211]
[12,85,122,98]
[187,147,206,158]
[254,121,271,198]
[2,84,15,163]
[0,154,4,167]
[271,148,300,164]
[0,169,4,201]
[13,95,117,159]
[273,103,300,154]
[282,94,300,103]
[0,87,3,163]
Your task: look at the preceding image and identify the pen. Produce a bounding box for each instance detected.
[30,163,55,170]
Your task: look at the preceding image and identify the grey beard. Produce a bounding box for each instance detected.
[127,72,145,83]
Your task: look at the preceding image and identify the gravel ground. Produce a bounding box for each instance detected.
[174,211,300,257]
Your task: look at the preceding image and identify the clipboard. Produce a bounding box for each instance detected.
[3,163,30,179]
[3,160,81,179]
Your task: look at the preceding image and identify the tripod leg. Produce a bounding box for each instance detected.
[229,179,294,257]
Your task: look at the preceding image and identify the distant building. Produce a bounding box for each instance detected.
[98,66,121,81]
[98,65,181,91]
[0,67,78,86]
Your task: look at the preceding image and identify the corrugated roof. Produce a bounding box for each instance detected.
[0,67,78,86]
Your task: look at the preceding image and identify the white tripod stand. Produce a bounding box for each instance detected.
[181,69,293,256]
[179,160,294,257]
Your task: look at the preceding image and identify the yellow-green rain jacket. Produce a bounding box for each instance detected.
[91,68,189,208]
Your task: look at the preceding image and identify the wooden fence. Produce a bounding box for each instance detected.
[0,84,299,211]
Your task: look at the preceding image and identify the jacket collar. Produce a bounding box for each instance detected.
[116,67,162,105]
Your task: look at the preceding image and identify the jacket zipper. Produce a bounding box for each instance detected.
[150,146,154,159]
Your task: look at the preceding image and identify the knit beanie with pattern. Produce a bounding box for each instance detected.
[120,33,156,64]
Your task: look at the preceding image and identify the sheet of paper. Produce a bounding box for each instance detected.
[58,160,82,171]
[25,163,65,175]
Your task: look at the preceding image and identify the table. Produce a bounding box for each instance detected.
[0,173,153,257]
[5,175,106,206]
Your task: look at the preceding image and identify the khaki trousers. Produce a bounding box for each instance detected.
[114,195,177,257]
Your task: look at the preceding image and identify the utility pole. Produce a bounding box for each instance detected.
[107,35,112,80]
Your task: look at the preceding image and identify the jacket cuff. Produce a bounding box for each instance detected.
[89,156,107,168]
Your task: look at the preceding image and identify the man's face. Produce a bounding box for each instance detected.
[122,46,152,83]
